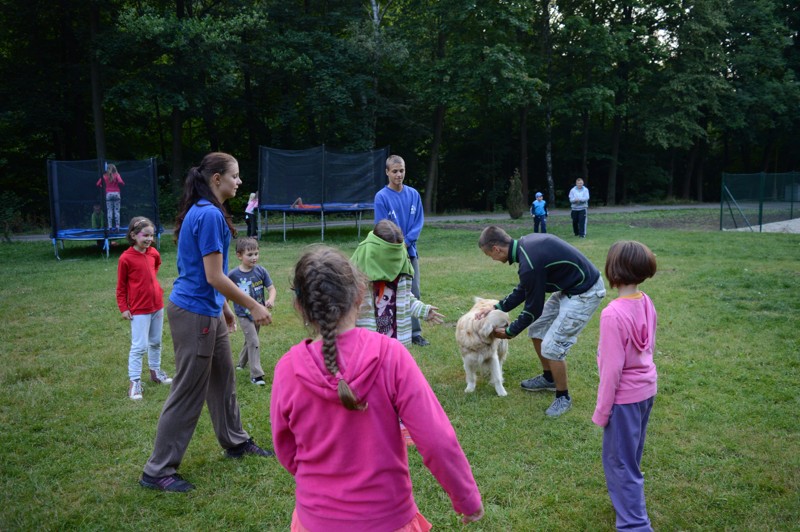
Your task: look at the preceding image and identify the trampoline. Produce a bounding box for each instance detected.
[261,202,375,241]
[258,145,388,241]
[47,158,162,259]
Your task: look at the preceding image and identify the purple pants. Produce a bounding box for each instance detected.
[602,396,654,531]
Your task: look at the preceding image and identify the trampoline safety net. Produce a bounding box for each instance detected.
[258,145,389,206]
[47,158,160,257]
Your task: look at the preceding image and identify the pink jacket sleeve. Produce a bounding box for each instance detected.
[392,348,483,516]
[270,356,298,475]
[592,310,625,427]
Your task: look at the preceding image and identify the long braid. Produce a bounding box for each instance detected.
[293,246,367,411]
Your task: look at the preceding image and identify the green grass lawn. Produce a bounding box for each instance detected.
[1,209,798,530]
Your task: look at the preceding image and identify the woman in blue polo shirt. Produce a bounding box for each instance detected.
[140,152,274,492]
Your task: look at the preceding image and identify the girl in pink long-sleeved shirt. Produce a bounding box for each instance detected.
[96,163,125,230]
[594,240,658,532]
[271,246,483,532]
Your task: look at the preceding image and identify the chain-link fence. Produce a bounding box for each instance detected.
[720,172,800,231]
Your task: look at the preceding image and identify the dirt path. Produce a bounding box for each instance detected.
[11,203,798,241]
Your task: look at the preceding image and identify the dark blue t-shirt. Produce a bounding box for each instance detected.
[228,265,273,319]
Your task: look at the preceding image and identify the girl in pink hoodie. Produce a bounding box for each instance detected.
[594,241,658,532]
[271,246,484,532]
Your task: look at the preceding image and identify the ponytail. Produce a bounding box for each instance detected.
[173,153,238,242]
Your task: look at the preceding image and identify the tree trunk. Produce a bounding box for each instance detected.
[544,104,554,207]
[153,98,167,162]
[424,104,445,214]
[761,135,776,172]
[89,4,106,164]
[171,0,186,193]
[606,4,632,207]
[368,0,393,148]
[541,0,555,207]
[667,150,675,197]
[681,143,698,199]
[244,70,259,160]
[581,110,590,182]
[171,107,184,195]
[607,113,621,206]
[424,26,446,214]
[519,105,529,202]
[696,154,704,201]
[202,97,220,153]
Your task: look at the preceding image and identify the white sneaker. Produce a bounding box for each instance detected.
[150,369,173,384]
[128,380,143,400]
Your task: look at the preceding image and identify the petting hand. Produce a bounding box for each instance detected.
[492,327,510,339]
[426,306,445,324]
[474,309,491,321]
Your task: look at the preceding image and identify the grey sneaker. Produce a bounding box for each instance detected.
[545,396,572,417]
[520,374,556,392]
[150,369,173,385]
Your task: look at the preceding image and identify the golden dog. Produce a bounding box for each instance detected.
[455,297,510,396]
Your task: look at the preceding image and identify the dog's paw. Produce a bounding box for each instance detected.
[495,386,508,397]
[464,384,476,393]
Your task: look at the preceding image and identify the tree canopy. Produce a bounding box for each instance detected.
[1,0,797,225]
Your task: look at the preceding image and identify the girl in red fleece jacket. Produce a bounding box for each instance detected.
[116,216,171,400]
[271,246,484,532]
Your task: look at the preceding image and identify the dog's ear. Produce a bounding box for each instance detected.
[479,315,498,338]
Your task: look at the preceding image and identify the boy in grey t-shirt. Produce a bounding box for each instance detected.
[228,238,276,385]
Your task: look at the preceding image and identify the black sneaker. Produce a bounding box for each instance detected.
[251,376,266,386]
[226,438,275,459]
[139,473,195,492]
[411,336,430,346]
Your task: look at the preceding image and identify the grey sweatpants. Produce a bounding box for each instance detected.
[143,302,249,478]
[237,316,265,380]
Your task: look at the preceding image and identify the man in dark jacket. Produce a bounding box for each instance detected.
[477,225,606,417]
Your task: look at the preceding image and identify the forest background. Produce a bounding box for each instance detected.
[1,0,798,229]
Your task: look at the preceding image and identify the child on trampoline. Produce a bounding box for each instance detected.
[271,246,484,531]
[116,216,172,401]
[97,163,125,231]
[291,197,321,209]
[228,237,276,386]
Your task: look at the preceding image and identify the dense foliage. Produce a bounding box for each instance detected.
[1,0,798,225]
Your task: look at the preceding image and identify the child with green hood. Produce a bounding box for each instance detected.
[351,220,444,346]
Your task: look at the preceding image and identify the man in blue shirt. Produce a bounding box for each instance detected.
[374,155,429,346]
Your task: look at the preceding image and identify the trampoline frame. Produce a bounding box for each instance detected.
[259,203,373,241]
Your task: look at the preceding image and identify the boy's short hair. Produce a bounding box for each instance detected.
[386,154,405,169]
[236,237,259,254]
[478,225,513,251]
[605,240,657,288]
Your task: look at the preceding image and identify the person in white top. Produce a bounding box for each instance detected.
[568,178,590,237]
